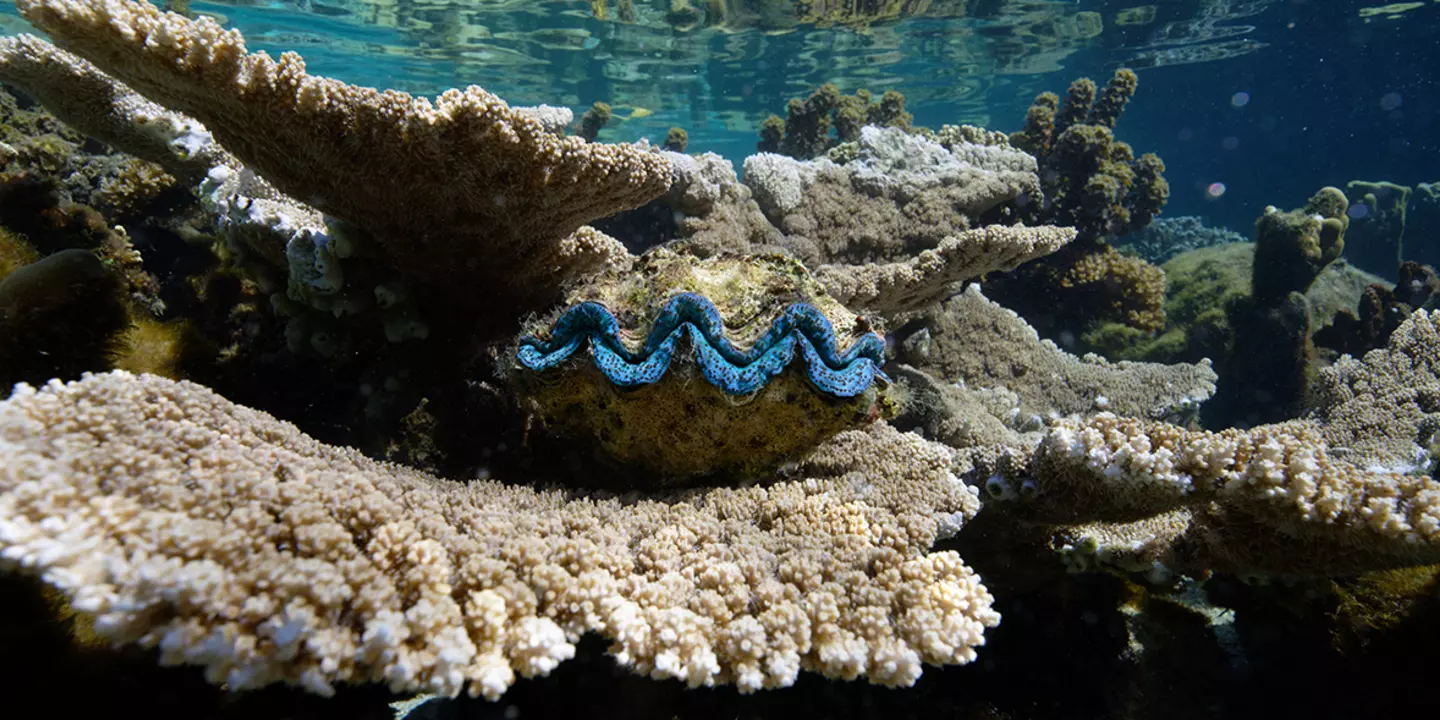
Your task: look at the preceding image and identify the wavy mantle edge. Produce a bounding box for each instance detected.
[517,293,890,397]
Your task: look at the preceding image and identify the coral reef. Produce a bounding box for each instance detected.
[964,310,1440,582]
[1008,69,1167,243]
[0,371,996,700]
[0,248,128,388]
[1029,412,1440,575]
[895,285,1216,424]
[743,126,1041,267]
[814,224,1076,315]
[577,101,613,142]
[1315,260,1437,357]
[1343,180,1409,280]
[1208,188,1351,426]
[1118,216,1247,266]
[1413,181,1440,269]
[1312,308,1440,475]
[16,0,673,325]
[1252,187,1350,302]
[0,33,222,181]
[662,127,689,152]
[1083,242,1382,366]
[755,84,912,160]
[985,69,1170,334]
[6,0,1440,714]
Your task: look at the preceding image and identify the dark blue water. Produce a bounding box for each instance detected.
[2,0,1436,248]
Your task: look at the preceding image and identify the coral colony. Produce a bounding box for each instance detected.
[0,0,1437,714]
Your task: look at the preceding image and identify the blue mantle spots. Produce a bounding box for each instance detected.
[517,293,889,397]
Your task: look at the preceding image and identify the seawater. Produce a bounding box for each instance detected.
[3,0,1434,239]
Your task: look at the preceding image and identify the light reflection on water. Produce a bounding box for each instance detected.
[0,0,1271,151]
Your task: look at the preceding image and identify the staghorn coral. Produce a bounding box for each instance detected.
[17,0,673,319]
[897,285,1216,424]
[815,224,1076,315]
[517,293,888,398]
[0,371,997,699]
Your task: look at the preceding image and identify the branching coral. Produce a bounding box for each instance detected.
[1313,308,1440,475]
[16,0,673,316]
[0,371,998,699]
[986,69,1170,334]
[755,84,912,160]
[959,310,1440,579]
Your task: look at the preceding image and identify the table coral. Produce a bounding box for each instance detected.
[16,0,674,319]
[518,292,888,398]
[1029,413,1440,575]
[898,285,1216,424]
[815,224,1077,315]
[743,126,1041,267]
[0,371,997,699]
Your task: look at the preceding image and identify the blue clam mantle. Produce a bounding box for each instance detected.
[517,293,889,397]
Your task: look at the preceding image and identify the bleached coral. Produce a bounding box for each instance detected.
[741,127,1042,267]
[0,371,999,699]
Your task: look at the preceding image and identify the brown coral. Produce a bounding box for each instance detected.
[0,371,998,699]
[17,0,673,315]
[1030,413,1440,575]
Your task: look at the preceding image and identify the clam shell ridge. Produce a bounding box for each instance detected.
[517,292,889,397]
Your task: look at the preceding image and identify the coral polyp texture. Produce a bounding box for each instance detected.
[1031,413,1440,575]
[0,371,995,700]
[518,292,888,398]
[514,251,887,480]
[15,0,673,314]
